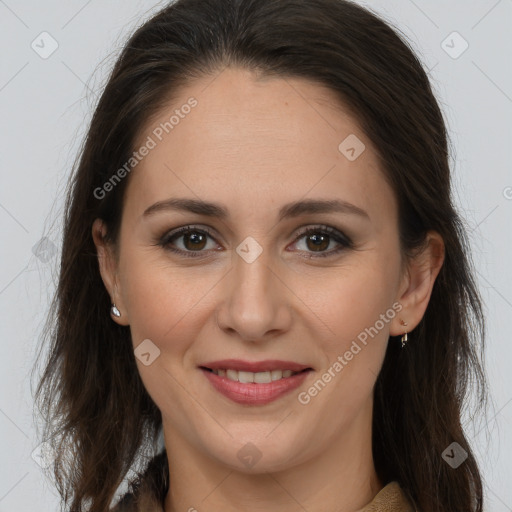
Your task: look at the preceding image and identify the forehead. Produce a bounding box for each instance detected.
[125,67,395,223]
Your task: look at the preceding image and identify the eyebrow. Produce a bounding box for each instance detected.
[142,197,370,221]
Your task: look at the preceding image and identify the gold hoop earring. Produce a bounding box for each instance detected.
[400,319,408,348]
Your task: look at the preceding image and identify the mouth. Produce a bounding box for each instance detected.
[199,359,313,405]
[200,367,310,383]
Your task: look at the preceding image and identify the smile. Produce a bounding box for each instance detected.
[207,368,302,383]
[199,361,312,405]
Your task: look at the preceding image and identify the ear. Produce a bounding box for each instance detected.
[91,218,130,326]
[390,230,445,336]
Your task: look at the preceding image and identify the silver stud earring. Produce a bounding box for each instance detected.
[111,303,121,318]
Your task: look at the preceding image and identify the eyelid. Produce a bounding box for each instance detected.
[162,224,217,242]
[158,225,222,256]
[290,223,353,246]
[287,224,353,258]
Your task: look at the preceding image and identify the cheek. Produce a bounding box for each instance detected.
[119,249,222,349]
[311,262,399,346]
[118,253,218,413]
[308,257,400,402]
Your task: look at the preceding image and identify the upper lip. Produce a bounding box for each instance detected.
[200,359,312,373]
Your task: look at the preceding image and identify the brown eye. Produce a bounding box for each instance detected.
[305,233,330,252]
[182,231,207,251]
[159,226,220,257]
[290,225,352,258]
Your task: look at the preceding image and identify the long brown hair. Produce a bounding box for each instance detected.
[33,0,488,510]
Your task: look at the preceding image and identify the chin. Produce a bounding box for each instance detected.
[198,428,312,474]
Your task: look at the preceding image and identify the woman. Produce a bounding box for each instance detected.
[34,0,488,511]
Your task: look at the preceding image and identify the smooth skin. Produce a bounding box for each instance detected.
[93,67,444,512]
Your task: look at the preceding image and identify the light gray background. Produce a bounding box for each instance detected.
[0,1,511,510]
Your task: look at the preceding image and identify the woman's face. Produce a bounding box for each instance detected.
[96,68,416,473]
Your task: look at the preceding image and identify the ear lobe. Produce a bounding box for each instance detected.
[91,218,129,325]
[390,231,445,336]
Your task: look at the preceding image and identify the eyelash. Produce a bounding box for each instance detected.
[157,224,353,260]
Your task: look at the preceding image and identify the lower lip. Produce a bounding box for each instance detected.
[201,368,311,405]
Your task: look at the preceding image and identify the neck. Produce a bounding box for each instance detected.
[163,402,382,512]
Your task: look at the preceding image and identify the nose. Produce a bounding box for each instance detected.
[215,248,293,343]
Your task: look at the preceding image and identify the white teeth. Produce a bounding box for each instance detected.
[238,371,254,383]
[211,368,300,382]
[271,370,283,381]
[226,369,238,381]
[254,371,272,384]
